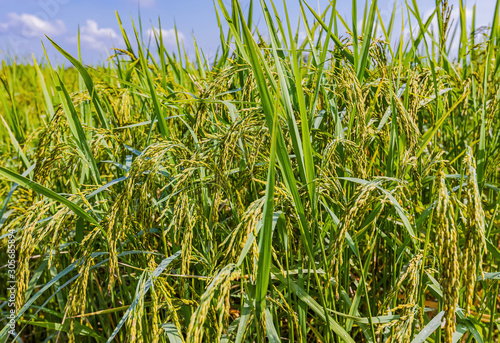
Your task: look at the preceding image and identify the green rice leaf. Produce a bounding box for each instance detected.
[0,166,99,226]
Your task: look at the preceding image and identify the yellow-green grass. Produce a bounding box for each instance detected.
[0,0,499,342]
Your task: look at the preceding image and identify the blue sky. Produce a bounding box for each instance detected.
[0,0,497,65]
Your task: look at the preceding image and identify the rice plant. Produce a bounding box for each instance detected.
[0,0,499,342]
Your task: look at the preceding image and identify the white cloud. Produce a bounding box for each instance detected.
[0,12,66,38]
[298,30,308,43]
[147,28,185,47]
[81,20,118,40]
[76,20,121,52]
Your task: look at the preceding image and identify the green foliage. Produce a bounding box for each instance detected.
[0,1,499,342]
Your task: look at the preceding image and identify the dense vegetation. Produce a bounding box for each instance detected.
[1,0,499,342]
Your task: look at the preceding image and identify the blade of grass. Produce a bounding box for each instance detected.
[47,36,110,130]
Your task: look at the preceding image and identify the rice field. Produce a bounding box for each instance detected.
[0,0,499,342]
